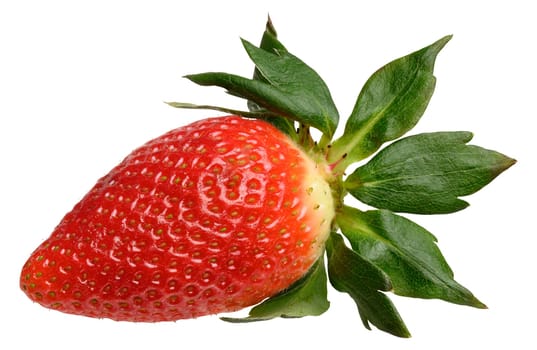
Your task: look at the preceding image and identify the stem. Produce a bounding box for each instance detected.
[318,134,331,150]
[327,174,346,214]
[329,153,349,176]
[297,124,315,150]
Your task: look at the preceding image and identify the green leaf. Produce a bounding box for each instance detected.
[326,232,410,337]
[345,131,516,214]
[221,258,329,322]
[337,206,487,308]
[247,17,297,138]
[165,101,279,119]
[257,16,286,54]
[185,35,339,138]
[241,38,339,136]
[328,35,452,167]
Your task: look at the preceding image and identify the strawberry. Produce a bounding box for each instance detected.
[20,116,335,321]
[20,18,514,337]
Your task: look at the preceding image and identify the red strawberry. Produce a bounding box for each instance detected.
[20,116,335,321]
[20,18,514,337]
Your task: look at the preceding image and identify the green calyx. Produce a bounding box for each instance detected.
[168,16,515,337]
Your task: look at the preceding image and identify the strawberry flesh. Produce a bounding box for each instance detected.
[20,116,334,321]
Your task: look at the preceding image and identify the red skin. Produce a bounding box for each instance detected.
[20,116,329,321]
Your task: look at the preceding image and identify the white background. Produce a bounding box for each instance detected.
[1,0,534,348]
